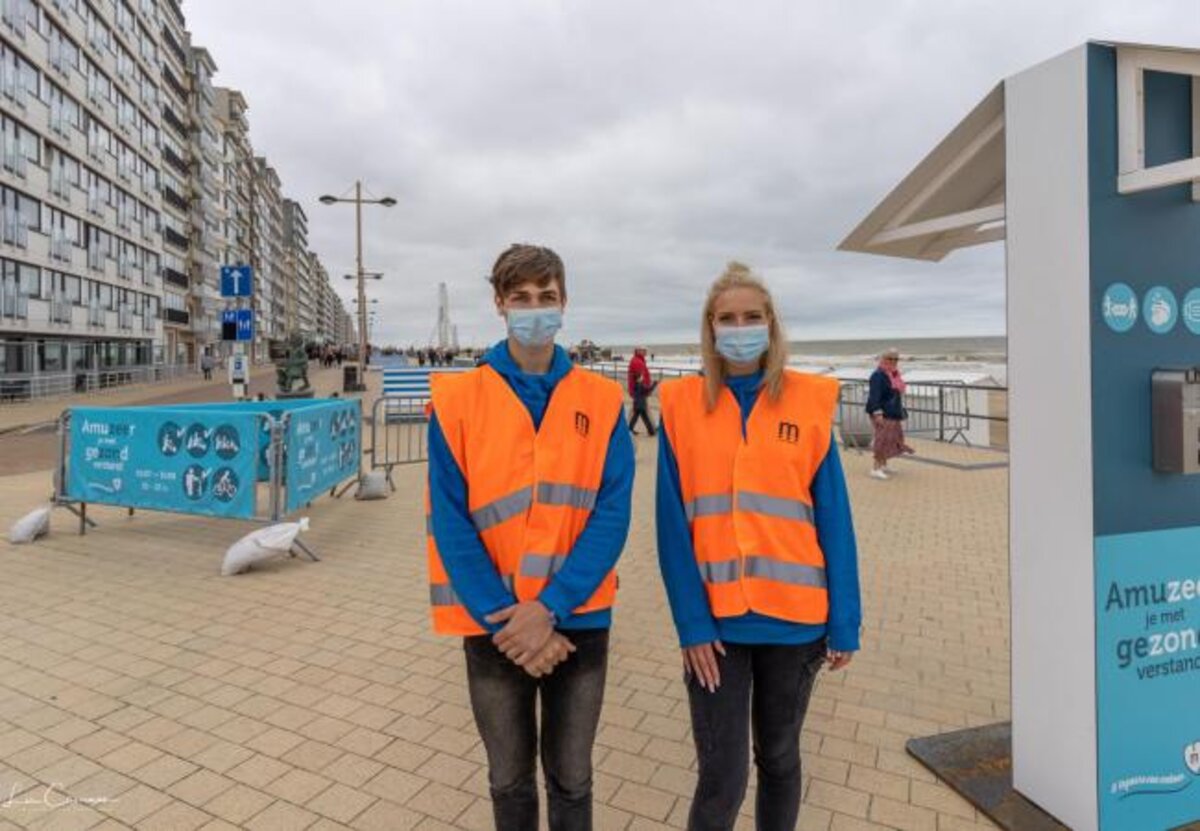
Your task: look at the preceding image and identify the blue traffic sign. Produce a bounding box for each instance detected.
[221,308,255,341]
[220,265,253,297]
[236,308,254,341]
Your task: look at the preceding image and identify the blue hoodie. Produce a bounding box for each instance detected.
[656,371,862,651]
[427,340,635,632]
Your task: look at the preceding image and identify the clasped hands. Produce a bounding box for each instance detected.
[485,600,575,678]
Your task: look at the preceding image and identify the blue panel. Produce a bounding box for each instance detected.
[1087,44,1200,537]
[66,406,259,518]
[1095,528,1200,830]
[284,400,361,514]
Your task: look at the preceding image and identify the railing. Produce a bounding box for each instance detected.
[50,297,73,323]
[163,226,189,250]
[0,363,199,403]
[50,231,73,263]
[118,304,133,329]
[583,360,1010,450]
[87,303,105,326]
[162,265,188,288]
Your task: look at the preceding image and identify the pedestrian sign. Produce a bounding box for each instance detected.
[221,309,254,341]
[220,265,253,297]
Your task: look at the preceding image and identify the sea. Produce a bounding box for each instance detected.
[375,334,1009,385]
[613,335,1008,384]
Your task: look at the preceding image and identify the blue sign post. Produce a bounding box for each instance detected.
[220,265,253,297]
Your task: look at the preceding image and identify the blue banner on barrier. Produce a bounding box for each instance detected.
[66,406,260,519]
[285,399,361,514]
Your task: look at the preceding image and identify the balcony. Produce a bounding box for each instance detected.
[162,105,188,138]
[164,307,189,325]
[50,298,73,324]
[163,186,189,212]
[118,305,134,330]
[161,24,188,67]
[87,303,104,327]
[163,227,190,251]
[143,312,157,332]
[162,265,188,289]
[162,67,188,103]
[163,146,189,177]
[49,232,73,264]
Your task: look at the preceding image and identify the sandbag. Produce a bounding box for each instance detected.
[8,505,51,544]
[355,471,389,500]
[221,518,310,576]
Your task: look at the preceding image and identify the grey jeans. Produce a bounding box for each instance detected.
[464,628,610,831]
[686,639,826,831]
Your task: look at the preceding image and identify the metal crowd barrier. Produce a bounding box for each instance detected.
[52,398,362,561]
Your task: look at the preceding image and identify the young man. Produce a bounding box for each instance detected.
[426,244,635,831]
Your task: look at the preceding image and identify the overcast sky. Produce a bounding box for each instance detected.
[184,1,1198,348]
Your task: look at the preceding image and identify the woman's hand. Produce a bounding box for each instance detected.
[825,648,854,671]
[682,640,726,692]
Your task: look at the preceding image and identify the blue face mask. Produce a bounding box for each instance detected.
[715,324,770,364]
[507,307,563,347]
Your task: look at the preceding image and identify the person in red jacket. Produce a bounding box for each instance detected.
[627,346,657,436]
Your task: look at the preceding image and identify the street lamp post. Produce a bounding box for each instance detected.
[318,181,396,390]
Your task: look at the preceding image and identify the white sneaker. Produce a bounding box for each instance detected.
[869,469,889,480]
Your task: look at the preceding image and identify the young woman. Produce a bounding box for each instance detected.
[656,262,862,831]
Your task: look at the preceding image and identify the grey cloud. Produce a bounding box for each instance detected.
[184,0,1199,346]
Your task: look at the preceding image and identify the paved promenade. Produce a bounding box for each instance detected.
[0,407,1009,829]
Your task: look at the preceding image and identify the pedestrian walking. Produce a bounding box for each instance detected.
[865,347,914,479]
[627,346,656,436]
[200,351,213,381]
[656,261,862,831]
[427,243,635,831]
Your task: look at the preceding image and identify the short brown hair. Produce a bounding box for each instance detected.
[489,244,566,298]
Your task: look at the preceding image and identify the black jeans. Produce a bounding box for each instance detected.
[464,629,610,831]
[686,640,825,831]
[628,399,655,435]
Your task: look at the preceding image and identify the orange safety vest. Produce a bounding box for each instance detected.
[426,364,624,636]
[659,370,839,624]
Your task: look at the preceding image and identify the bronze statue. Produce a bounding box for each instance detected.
[275,334,312,397]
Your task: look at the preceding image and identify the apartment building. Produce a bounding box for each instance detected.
[187,42,220,349]
[0,0,346,394]
[0,0,166,389]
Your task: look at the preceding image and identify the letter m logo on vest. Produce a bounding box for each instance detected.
[777,421,800,444]
[575,411,591,438]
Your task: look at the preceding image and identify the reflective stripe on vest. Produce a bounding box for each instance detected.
[698,556,827,588]
[425,364,624,636]
[660,370,838,625]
